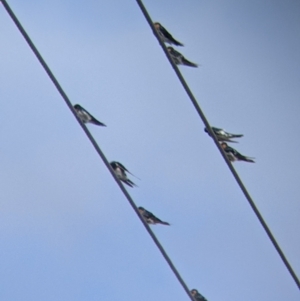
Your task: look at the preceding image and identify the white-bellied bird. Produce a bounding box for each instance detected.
[204,126,243,143]
[74,104,106,126]
[110,161,137,187]
[167,47,198,67]
[138,207,170,226]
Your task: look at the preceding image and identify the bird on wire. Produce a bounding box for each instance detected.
[154,22,184,46]
[220,142,255,163]
[204,126,243,143]
[138,207,170,226]
[167,47,198,67]
[73,104,106,126]
[110,161,137,187]
[190,289,208,301]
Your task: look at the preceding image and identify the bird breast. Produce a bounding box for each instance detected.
[78,111,91,123]
[114,168,126,180]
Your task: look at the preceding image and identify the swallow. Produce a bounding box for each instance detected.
[154,22,184,46]
[73,104,106,126]
[220,142,255,163]
[138,207,170,225]
[110,161,137,187]
[167,47,198,67]
[190,289,208,301]
[205,126,243,143]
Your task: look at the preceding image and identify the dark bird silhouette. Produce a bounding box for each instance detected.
[110,161,137,187]
[138,207,170,226]
[154,22,184,46]
[221,142,255,163]
[167,47,198,67]
[190,289,208,301]
[204,126,243,143]
[74,104,106,126]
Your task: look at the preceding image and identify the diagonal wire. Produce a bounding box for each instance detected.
[135,0,300,291]
[0,1,196,300]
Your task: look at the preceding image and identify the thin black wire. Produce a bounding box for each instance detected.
[1,1,196,300]
[135,0,300,291]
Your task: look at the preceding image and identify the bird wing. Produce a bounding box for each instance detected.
[145,210,169,225]
[230,133,243,138]
[115,162,139,179]
[79,107,105,126]
[143,209,154,219]
[124,179,137,187]
[157,219,170,226]
[225,145,237,154]
[212,126,222,133]
[181,56,198,67]
[223,146,238,161]
[214,128,243,139]
[89,114,106,126]
[218,137,239,143]
[160,25,183,46]
[115,162,129,172]
[235,151,255,163]
[160,25,174,40]
[195,293,208,301]
[122,179,133,187]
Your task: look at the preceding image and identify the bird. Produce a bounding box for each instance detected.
[73,104,106,126]
[204,126,243,143]
[190,289,208,301]
[138,207,170,226]
[153,22,184,46]
[110,161,137,187]
[167,47,198,67]
[220,142,255,163]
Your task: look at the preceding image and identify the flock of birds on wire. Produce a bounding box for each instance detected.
[73,21,257,301]
[154,22,255,164]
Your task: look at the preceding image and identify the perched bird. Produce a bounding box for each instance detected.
[73,104,106,126]
[110,161,137,187]
[167,47,198,67]
[221,142,255,163]
[204,126,243,143]
[190,289,208,301]
[154,22,184,46]
[138,207,170,226]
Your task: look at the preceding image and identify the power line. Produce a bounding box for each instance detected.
[0,1,196,300]
[135,0,300,291]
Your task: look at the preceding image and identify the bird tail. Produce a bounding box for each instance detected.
[182,57,198,67]
[173,40,184,47]
[124,179,137,187]
[160,221,170,226]
[231,134,243,138]
[243,156,255,163]
[221,138,238,143]
[127,171,141,180]
[92,119,106,127]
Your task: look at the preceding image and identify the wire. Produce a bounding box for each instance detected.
[0,1,196,300]
[135,0,300,291]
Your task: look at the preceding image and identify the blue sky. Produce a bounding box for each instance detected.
[0,0,299,300]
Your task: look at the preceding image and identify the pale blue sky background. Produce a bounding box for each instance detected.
[0,0,299,300]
